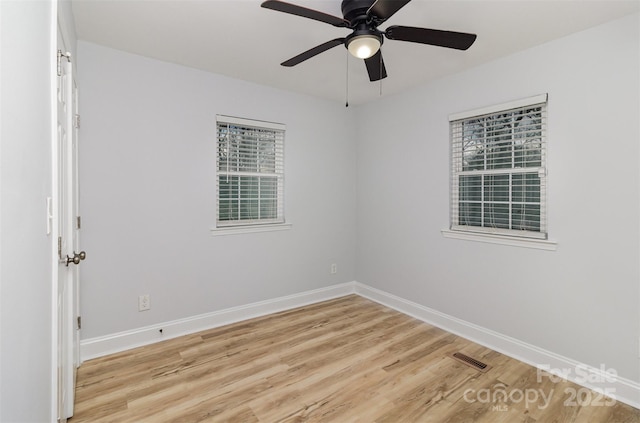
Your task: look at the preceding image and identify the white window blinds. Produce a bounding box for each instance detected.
[449,94,548,239]
[216,115,285,227]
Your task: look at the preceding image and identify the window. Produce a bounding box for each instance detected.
[215,115,285,229]
[449,94,548,240]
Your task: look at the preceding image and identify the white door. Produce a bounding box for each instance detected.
[56,28,82,422]
[71,79,82,372]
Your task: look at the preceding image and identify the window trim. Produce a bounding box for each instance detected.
[210,222,292,237]
[441,229,557,251]
[449,94,548,122]
[213,115,287,233]
[446,94,550,245]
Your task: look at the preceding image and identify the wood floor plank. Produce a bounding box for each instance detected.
[70,295,640,423]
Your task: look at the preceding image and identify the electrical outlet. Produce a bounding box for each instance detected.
[330,263,337,274]
[138,294,150,311]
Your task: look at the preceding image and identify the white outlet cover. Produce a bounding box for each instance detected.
[138,295,150,311]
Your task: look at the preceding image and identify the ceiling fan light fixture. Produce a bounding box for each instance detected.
[347,34,381,59]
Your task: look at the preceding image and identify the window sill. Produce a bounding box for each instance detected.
[441,229,557,251]
[210,223,292,237]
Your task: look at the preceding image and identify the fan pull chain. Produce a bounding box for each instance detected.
[345,51,349,108]
[379,51,383,97]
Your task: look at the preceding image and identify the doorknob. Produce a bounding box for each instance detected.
[65,251,87,266]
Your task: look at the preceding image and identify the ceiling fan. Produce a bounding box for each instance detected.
[261,0,477,82]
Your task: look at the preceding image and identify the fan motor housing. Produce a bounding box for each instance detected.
[341,0,376,24]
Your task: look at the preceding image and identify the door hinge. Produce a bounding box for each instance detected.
[58,236,62,259]
[77,316,82,330]
[76,216,82,229]
[56,50,71,77]
[74,114,80,129]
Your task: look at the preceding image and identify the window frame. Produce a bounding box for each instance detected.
[212,115,289,235]
[445,94,556,250]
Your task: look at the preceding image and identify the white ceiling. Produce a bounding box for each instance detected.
[71,0,639,105]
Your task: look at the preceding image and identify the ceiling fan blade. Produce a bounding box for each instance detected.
[261,0,349,27]
[281,38,346,67]
[385,26,477,50]
[367,0,411,22]
[364,50,388,81]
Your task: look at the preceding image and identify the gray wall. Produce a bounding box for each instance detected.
[355,13,640,382]
[1,1,55,421]
[77,42,357,339]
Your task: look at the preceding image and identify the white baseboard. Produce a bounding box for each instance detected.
[353,282,640,409]
[80,280,639,409]
[80,282,357,361]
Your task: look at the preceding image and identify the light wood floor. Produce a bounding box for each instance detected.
[70,295,639,422]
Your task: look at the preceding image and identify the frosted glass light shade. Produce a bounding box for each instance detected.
[347,35,381,59]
